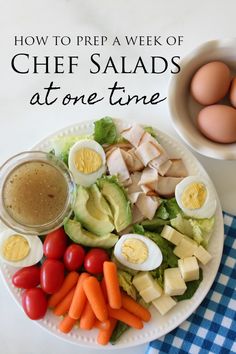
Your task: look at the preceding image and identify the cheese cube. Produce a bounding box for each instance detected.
[194,246,212,265]
[152,294,176,315]
[132,272,154,292]
[164,267,187,296]
[178,256,199,282]
[139,281,163,303]
[174,237,198,259]
[161,225,185,246]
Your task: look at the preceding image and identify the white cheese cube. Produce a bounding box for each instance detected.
[161,225,185,246]
[164,267,187,296]
[178,256,199,282]
[174,237,198,259]
[152,294,176,315]
[194,246,212,265]
[139,281,163,303]
[132,272,154,292]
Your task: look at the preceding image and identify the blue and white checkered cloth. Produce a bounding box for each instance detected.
[147,212,236,354]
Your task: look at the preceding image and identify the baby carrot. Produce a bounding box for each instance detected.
[83,276,108,322]
[53,286,76,316]
[97,318,117,346]
[69,273,90,320]
[94,319,111,330]
[121,292,151,322]
[48,272,79,308]
[101,277,108,303]
[108,306,143,329]
[79,301,96,330]
[103,262,122,309]
[58,315,77,333]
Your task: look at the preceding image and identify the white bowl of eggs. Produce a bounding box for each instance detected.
[168,38,236,160]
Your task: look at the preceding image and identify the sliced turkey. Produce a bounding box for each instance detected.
[156,176,183,198]
[138,166,158,185]
[135,193,160,220]
[121,149,144,172]
[135,142,161,166]
[165,159,188,177]
[107,148,130,182]
[121,123,145,147]
[127,172,142,193]
[158,160,172,176]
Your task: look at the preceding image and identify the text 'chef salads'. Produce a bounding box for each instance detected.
[0,117,216,345]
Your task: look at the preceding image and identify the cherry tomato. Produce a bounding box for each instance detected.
[40,259,64,294]
[63,244,85,271]
[22,288,48,320]
[12,266,41,289]
[84,248,109,274]
[43,227,67,259]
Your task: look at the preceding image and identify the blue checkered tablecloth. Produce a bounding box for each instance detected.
[147,212,236,354]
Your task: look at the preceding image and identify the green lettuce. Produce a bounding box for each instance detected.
[144,126,158,138]
[117,270,137,299]
[110,322,129,344]
[171,214,215,246]
[155,198,182,220]
[94,117,118,144]
[52,135,92,165]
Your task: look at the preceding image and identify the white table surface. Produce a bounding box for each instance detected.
[0,1,236,353]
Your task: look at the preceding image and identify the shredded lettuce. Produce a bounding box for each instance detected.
[155,198,182,220]
[117,270,137,299]
[94,117,118,144]
[132,223,145,235]
[110,322,129,344]
[52,135,92,165]
[171,214,215,246]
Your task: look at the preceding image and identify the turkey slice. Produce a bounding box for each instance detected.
[165,159,188,177]
[158,160,172,176]
[132,205,145,224]
[128,192,142,204]
[138,166,158,185]
[156,176,183,198]
[127,172,142,193]
[120,149,144,173]
[135,142,161,166]
[135,193,160,220]
[121,123,145,147]
[107,148,130,182]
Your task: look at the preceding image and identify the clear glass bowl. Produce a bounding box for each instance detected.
[0,151,76,235]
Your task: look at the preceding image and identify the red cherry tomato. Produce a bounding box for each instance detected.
[63,244,85,271]
[84,248,109,274]
[43,228,67,259]
[22,288,48,320]
[40,259,64,294]
[12,266,41,289]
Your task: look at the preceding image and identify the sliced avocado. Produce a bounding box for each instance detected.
[97,177,132,232]
[74,185,114,236]
[64,219,118,248]
[89,184,113,220]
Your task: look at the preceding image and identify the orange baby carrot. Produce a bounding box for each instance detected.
[94,319,111,331]
[48,272,79,308]
[108,306,143,329]
[97,318,117,346]
[58,315,77,333]
[79,301,96,330]
[103,261,122,309]
[121,292,151,322]
[101,277,108,303]
[83,276,108,322]
[69,273,90,320]
[53,286,76,316]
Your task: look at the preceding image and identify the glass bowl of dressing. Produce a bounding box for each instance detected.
[0,151,76,235]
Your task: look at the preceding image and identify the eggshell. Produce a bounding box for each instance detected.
[190,61,231,105]
[230,77,236,108]
[197,105,236,143]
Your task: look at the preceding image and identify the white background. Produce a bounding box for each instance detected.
[0,1,236,353]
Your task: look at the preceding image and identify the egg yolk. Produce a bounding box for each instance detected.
[121,239,148,264]
[181,182,207,209]
[3,235,30,261]
[74,148,102,174]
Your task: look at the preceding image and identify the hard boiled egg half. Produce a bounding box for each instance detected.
[114,234,163,271]
[0,229,43,267]
[68,140,106,187]
[175,176,217,219]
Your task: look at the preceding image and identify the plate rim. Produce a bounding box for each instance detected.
[0,118,224,349]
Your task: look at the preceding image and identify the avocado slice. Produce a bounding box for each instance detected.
[74,185,114,236]
[64,219,118,248]
[89,184,113,220]
[97,177,132,232]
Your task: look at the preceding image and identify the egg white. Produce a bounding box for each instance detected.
[0,229,43,268]
[68,139,106,187]
[175,176,217,219]
[114,234,163,271]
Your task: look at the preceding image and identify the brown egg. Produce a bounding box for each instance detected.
[230,77,236,108]
[197,104,236,143]
[190,61,231,105]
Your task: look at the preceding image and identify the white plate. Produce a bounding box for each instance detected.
[0,119,224,349]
